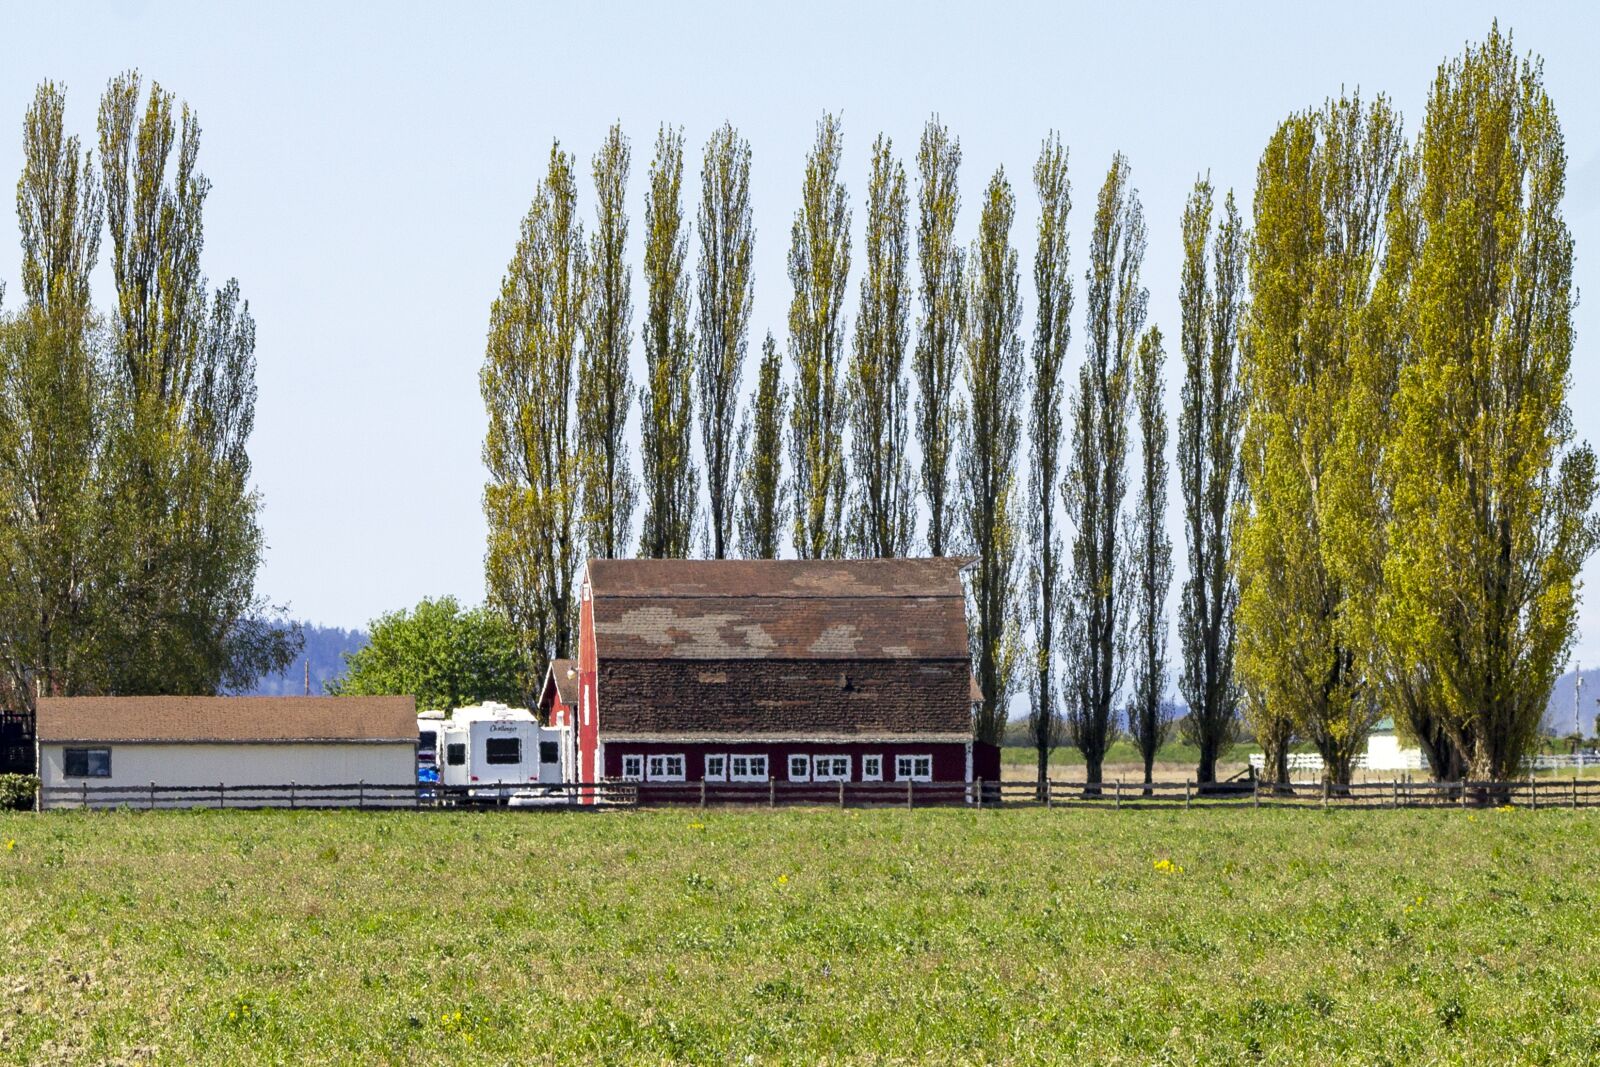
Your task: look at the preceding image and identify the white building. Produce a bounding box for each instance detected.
[1364,717,1425,773]
[36,695,417,809]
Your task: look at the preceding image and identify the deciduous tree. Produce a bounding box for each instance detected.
[329,596,523,712]
[736,332,787,559]
[1127,326,1173,789]
[913,117,964,556]
[787,113,850,559]
[847,134,913,557]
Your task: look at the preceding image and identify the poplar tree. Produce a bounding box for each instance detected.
[1379,26,1596,783]
[578,122,636,560]
[1063,153,1146,789]
[96,72,294,694]
[1127,326,1173,789]
[1025,132,1071,788]
[847,133,913,557]
[787,112,850,559]
[483,141,587,690]
[1176,179,1246,786]
[913,117,964,556]
[1236,94,1401,787]
[696,122,754,559]
[0,81,105,708]
[637,126,697,558]
[736,332,788,559]
[961,168,1023,747]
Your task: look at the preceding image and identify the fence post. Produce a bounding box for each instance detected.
[358,780,365,810]
[1392,780,1399,809]
[700,778,707,809]
[1574,776,1580,809]
[1045,777,1053,810]
[907,779,914,811]
[218,782,225,810]
[1115,779,1121,810]
[1185,780,1192,810]
[82,780,87,809]
[289,781,296,810]
[1530,777,1537,811]
[1252,776,1260,808]
[149,781,156,811]
[839,779,846,810]
[1320,778,1329,811]
[1460,779,1468,809]
[768,778,775,808]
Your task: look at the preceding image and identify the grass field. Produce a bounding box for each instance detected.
[3,807,1599,1065]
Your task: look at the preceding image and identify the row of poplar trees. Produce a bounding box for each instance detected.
[0,75,297,712]
[482,25,1594,788]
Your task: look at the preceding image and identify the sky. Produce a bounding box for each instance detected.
[0,1,1598,665]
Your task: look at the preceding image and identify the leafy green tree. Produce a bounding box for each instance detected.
[1127,326,1173,789]
[961,168,1023,747]
[329,597,522,712]
[1378,26,1596,783]
[847,133,914,557]
[696,123,755,560]
[637,126,697,558]
[1025,132,1072,788]
[1176,179,1246,786]
[788,113,851,559]
[0,81,104,710]
[483,141,586,692]
[578,122,637,560]
[96,71,296,695]
[1236,93,1401,787]
[736,332,788,559]
[1063,153,1146,789]
[913,117,964,556]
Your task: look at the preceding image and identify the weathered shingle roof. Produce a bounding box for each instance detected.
[540,658,579,707]
[36,696,418,743]
[586,558,972,661]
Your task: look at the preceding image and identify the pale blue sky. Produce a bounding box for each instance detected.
[1,2,1597,665]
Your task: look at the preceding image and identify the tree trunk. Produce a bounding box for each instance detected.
[1084,754,1103,796]
[1142,751,1154,796]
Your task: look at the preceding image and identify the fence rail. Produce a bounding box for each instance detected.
[33,774,1600,811]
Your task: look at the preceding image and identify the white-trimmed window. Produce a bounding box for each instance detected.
[64,747,111,778]
[621,754,643,781]
[895,754,933,782]
[704,754,728,782]
[788,754,810,781]
[647,754,686,781]
[730,754,768,782]
[812,755,850,782]
[862,754,883,781]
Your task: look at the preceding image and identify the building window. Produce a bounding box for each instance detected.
[895,754,933,782]
[63,747,111,778]
[812,755,850,782]
[539,741,560,764]
[647,754,685,781]
[730,754,768,781]
[446,743,466,766]
[862,754,883,781]
[621,754,643,781]
[705,754,728,781]
[486,738,522,765]
[788,754,810,781]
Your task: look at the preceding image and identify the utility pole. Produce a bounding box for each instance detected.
[304,658,311,697]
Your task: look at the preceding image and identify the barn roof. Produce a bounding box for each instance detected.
[586,558,973,662]
[35,696,418,744]
[539,658,579,708]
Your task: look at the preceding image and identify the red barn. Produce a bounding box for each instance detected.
[573,557,996,798]
[537,657,579,782]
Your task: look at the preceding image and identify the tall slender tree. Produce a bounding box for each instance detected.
[961,168,1024,747]
[1176,179,1246,786]
[483,141,587,694]
[1379,25,1597,783]
[736,332,788,559]
[1025,132,1072,789]
[847,133,913,557]
[1236,94,1401,787]
[637,126,697,558]
[696,122,755,559]
[787,112,850,559]
[913,117,964,556]
[578,122,636,560]
[0,81,104,709]
[1127,325,1173,789]
[1063,153,1146,790]
[97,71,294,694]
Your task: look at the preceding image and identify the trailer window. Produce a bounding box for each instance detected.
[446,743,466,766]
[418,730,437,753]
[64,747,111,778]
[486,738,522,765]
[539,741,560,764]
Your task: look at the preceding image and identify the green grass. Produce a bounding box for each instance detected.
[1001,739,1209,766]
[3,807,1599,1064]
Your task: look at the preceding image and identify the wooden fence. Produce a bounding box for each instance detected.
[34,775,1600,811]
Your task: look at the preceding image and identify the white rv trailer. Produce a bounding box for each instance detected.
[416,709,446,771]
[435,702,566,800]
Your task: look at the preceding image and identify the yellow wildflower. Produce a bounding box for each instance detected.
[777,874,789,886]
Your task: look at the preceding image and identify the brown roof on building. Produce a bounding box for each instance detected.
[539,658,579,708]
[35,696,418,743]
[586,558,973,662]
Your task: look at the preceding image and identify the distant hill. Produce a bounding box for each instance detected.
[232,622,368,697]
[1545,668,1600,737]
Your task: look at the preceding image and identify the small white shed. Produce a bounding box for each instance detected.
[1364,717,1424,773]
[35,696,417,809]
